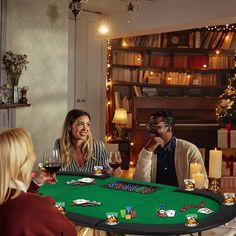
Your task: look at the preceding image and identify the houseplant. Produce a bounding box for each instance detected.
[2,51,29,103]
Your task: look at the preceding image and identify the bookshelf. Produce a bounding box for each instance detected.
[106,27,236,166]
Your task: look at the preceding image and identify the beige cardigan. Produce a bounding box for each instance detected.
[133,138,208,188]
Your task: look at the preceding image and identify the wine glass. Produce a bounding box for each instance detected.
[43,149,61,184]
[109,151,122,170]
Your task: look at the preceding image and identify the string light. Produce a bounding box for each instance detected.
[106,39,112,139]
[205,23,236,31]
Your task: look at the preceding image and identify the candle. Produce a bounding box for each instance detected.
[209,149,222,178]
[192,172,205,189]
[190,163,202,178]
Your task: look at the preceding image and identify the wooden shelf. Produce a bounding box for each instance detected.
[112,46,235,55]
[0,103,31,109]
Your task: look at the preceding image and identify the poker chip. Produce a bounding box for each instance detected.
[55,204,66,214]
[103,180,160,194]
[180,202,205,212]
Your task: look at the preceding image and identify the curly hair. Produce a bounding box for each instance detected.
[60,109,94,168]
[151,110,175,129]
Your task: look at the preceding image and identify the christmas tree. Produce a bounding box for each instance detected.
[216,74,236,128]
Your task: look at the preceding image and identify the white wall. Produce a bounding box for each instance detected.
[69,11,107,140]
[6,0,68,167]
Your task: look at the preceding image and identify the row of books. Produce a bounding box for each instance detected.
[112,30,236,50]
[165,72,192,85]
[201,31,235,50]
[112,68,222,86]
[192,73,220,86]
[112,51,143,66]
[121,34,161,48]
[150,54,233,69]
[112,68,141,82]
[113,51,234,70]
[112,68,165,83]
[208,55,234,69]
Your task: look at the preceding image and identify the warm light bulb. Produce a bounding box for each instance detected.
[98,25,109,35]
[216,50,220,55]
[203,64,207,68]
[122,41,128,47]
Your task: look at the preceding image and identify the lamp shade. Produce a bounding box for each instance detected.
[112,108,128,124]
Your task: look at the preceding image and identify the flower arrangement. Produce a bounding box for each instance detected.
[216,74,236,128]
[2,51,29,87]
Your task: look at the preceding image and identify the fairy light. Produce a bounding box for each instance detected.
[122,40,128,47]
[205,23,236,31]
[106,39,113,138]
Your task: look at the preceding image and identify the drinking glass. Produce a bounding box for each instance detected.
[108,151,122,169]
[43,149,61,184]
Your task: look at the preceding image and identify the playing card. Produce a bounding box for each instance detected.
[77,178,94,183]
[166,210,175,217]
[198,208,213,214]
[73,199,90,205]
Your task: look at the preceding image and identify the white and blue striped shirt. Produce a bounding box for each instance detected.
[54,139,110,173]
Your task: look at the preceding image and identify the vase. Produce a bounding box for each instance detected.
[9,86,19,103]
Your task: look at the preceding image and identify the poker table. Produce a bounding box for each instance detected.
[39,172,236,235]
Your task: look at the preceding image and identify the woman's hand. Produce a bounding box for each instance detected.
[106,167,122,177]
[32,169,56,186]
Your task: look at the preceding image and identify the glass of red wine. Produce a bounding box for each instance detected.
[43,149,61,184]
[109,151,122,170]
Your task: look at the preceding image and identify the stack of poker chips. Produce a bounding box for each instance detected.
[120,206,136,220]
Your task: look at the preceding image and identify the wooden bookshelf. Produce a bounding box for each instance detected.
[106,27,236,165]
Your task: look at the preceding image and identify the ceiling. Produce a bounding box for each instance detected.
[81,0,159,15]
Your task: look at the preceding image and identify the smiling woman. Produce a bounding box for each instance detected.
[54,109,122,177]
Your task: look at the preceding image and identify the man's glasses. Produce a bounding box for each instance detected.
[146,123,165,129]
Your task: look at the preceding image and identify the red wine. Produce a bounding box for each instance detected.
[109,162,121,169]
[44,163,61,172]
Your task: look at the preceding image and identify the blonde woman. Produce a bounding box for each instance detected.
[55,109,121,176]
[0,128,76,236]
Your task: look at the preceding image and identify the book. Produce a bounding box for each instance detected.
[114,92,120,109]
[133,85,143,97]
[189,55,208,69]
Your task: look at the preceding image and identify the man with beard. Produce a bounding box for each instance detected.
[133,110,208,188]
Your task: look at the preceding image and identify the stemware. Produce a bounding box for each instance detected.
[43,149,61,173]
[108,151,122,169]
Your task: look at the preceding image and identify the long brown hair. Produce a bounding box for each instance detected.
[60,109,94,167]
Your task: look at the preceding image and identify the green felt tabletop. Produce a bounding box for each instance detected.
[39,175,220,225]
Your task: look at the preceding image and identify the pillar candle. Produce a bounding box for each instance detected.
[190,163,202,178]
[209,149,222,178]
[192,172,205,189]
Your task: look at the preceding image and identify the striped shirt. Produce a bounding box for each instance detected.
[54,139,110,173]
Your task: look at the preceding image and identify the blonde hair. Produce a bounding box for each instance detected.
[60,109,94,168]
[0,128,34,204]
